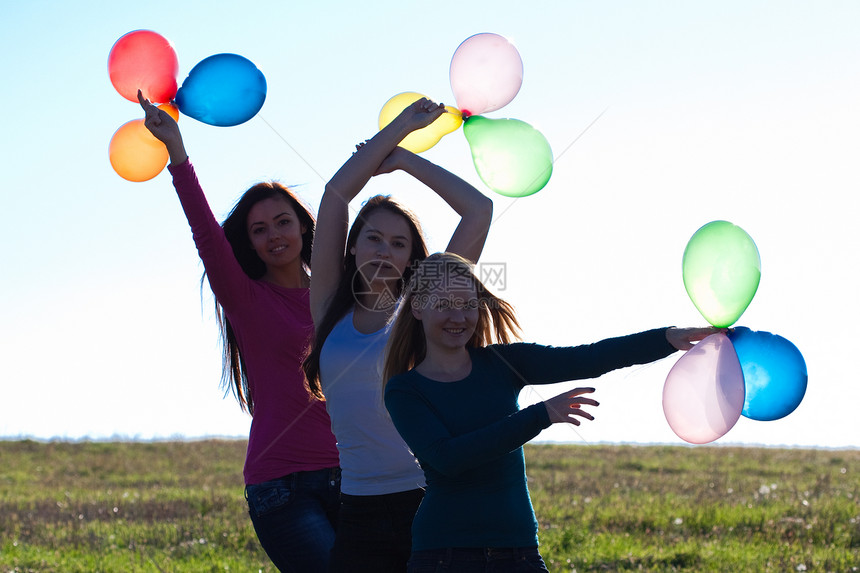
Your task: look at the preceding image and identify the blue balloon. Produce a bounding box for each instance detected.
[728,327,807,421]
[175,54,266,127]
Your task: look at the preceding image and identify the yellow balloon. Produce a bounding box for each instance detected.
[378,92,463,153]
[109,119,168,182]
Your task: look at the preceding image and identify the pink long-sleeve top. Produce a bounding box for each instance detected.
[169,160,339,485]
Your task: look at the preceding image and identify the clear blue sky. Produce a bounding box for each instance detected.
[2,1,858,447]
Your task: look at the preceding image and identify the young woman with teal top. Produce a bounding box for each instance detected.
[382,253,717,572]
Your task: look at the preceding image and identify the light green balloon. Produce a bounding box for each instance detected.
[463,115,553,197]
[682,221,761,327]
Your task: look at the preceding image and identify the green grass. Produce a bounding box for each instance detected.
[527,444,860,572]
[1,440,857,572]
[0,440,265,572]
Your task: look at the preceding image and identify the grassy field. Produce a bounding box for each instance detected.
[0,440,857,572]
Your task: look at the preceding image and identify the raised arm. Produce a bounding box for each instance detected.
[375,148,493,263]
[137,90,252,308]
[309,98,446,324]
[138,90,187,165]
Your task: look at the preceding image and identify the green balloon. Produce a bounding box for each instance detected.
[463,115,553,197]
[682,221,761,327]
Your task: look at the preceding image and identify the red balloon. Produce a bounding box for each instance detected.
[108,30,178,103]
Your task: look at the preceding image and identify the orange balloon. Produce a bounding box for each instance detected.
[159,102,180,121]
[109,119,168,182]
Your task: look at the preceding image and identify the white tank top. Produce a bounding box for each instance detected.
[319,310,425,495]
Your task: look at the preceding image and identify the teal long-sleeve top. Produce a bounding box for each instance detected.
[383,328,676,551]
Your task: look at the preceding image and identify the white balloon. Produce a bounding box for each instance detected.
[662,334,745,444]
[450,33,523,116]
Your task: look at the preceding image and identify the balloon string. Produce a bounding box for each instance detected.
[552,107,609,168]
[489,106,609,230]
[257,113,328,184]
[257,113,371,220]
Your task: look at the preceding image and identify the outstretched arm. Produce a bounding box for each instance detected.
[309,98,446,324]
[494,326,720,389]
[375,148,493,263]
[538,328,721,422]
[137,90,252,307]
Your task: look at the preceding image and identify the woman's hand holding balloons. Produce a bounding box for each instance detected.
[138,90,187,165]
[108,30,269,182]
[543,387,599,426]
[395,97,447,137]
[325,99,445,207]
[378,93,462,153]
[373,34,550,196]
[110,94,182,183]
[665,326,723,351]
[663,222,806,444]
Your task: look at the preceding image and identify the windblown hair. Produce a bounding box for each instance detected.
[382,252,521,389]
[212,182,315,414]
[303,195,428,400]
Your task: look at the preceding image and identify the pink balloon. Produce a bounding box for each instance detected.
[449,33,523,117]
[662,334,745,444]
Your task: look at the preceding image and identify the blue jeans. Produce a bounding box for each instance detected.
[245,467,341,573]
[407,547,549,573]
[329,488,425,573]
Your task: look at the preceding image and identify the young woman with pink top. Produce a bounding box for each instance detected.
[139,91,339,573]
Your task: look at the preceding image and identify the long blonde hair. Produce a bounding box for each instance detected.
[382,252,522,388]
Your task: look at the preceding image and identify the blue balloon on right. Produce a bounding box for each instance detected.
[175,53,266,127]
[728,327,807,421]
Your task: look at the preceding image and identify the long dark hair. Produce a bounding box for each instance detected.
[303,195,428,400]
[213,182,315,414]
